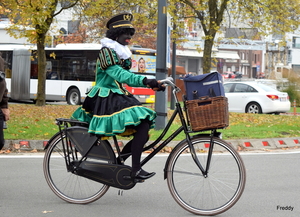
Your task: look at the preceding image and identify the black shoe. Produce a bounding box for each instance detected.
[116,157,123,165]
[131,169,156,180]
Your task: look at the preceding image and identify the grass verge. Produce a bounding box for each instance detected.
[4,104,300,141]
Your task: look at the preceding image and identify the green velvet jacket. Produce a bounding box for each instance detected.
[87,47,147,98]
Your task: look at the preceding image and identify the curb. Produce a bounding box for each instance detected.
[3,137,300,152]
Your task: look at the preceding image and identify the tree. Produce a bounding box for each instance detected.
[0,0,79,106]
[2,0,299,96]
[169,0,300,73]
[76,0,158,48]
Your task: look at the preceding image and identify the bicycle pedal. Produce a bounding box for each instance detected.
[123,175,145,183]
[133,178,145,183]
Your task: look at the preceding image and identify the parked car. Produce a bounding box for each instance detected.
[221,71,236,79]
[224,81,291,114]
[233,71,242,78]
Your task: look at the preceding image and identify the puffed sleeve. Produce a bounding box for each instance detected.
[98,47,121,70]
[122,58,132,70]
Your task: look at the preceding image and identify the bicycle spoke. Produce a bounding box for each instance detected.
[43,132,110,204]
[166,136,246,215]
[171,169,203,177]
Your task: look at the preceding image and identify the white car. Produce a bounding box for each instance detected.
[224,81,291,114]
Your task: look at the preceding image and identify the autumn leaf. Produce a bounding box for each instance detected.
[42,211,53,214]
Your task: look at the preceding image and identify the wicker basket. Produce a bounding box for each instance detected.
[185,96,229,132]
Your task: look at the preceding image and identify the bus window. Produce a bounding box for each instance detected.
[46,61,58,80]
[0,51,13,78]
[46,50,97,81]
[1,44,156,104]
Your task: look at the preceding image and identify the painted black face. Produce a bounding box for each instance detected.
[116,28,135,45]
[117,33,132,46]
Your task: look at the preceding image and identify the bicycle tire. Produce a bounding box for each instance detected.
[43,131,110,204]
[166,136,246,216]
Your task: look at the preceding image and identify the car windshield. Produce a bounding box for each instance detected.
[256,83,278,92]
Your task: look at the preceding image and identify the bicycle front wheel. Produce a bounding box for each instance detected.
[166,136,246,216]
[43,132,110,204]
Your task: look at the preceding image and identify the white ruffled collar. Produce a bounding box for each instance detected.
[100,37,132,60]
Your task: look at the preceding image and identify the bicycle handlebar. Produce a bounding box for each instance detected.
[160,77,181,101]
[160,77,176,88]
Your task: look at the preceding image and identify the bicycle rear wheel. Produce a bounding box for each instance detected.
[166,136,246,216]
[43,132,110,204]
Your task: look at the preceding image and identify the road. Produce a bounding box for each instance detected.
[0,150,300,217]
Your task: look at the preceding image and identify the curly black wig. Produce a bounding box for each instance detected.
[106,28,135,40]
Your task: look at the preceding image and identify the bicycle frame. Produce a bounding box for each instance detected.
[46,78,220,181]
[117,80,219,177]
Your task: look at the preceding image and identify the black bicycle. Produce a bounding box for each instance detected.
[43,78,246,216]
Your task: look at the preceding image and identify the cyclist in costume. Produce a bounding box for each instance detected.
[71,13,164,181]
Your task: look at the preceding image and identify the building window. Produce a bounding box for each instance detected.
[177,58,186,68]
[293,37,300,48]
[188,59,198,74]
[292,65,300,73]
[288,50,291,63]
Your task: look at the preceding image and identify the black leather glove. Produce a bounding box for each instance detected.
[143,78,159,88]
[157,83,166,92]
[143,78,165,92]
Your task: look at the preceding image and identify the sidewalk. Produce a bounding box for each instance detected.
[3,136,300,153]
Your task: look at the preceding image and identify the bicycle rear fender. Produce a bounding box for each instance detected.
[163,133,221,179]
[44,131,62,150]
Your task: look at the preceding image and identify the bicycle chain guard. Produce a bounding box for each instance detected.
[66,126,137,189]
[76,162,137,189]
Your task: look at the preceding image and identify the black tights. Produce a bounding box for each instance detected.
[120,120,150,172]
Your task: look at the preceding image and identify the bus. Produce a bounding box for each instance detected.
[0,44,156,105]
[125,46,156,103]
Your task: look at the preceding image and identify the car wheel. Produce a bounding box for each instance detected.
[246,102,262,114]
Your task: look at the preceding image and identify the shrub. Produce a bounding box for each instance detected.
[282,71,300,106]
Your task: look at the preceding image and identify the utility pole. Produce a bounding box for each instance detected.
[170,12,177,110]
[170,38,176,110]
[155,0,168,130]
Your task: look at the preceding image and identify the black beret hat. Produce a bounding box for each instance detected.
[106,13,134,29]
